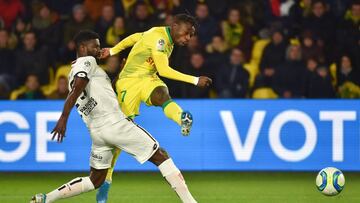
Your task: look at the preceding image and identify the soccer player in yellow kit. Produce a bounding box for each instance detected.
[97,14,212,203]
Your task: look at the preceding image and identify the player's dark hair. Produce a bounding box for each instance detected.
[73,30,99,49]
[173,14,198,28]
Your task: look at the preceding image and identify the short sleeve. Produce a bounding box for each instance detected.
[72,56,96,80]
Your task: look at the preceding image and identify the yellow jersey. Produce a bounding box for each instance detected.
[109,26,198,85]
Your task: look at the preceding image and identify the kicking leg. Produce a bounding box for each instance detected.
[31,167,107,203]
[150,86,193,136]
[96,148,121,203]
[149,148,197,203]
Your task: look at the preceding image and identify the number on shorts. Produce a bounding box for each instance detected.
[120,90,127,102]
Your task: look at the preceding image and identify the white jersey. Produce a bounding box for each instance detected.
[68,56,126,128]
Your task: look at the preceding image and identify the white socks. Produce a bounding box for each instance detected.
[158,159,197,203]
[45,177,95,203]
[43,160,195,203]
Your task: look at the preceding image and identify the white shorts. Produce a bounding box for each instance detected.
[89,118,159,169]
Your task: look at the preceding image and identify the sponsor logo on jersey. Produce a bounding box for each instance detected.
[79,97,98,116]
[146,57,155,66]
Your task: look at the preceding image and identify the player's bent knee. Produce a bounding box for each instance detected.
[150,86,171,106]
[149,148,170,166]
[159,147,170,159]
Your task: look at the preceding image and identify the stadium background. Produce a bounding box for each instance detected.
[0,0,360,202]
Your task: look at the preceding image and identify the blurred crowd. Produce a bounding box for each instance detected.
[0,0,359,100]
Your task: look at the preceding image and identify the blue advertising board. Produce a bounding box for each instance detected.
[0,100,359,171]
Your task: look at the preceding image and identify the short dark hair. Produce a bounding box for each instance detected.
[311,0,326,7]
[24,30,36,37]
[173,14,197,27]
[73,30,99,49]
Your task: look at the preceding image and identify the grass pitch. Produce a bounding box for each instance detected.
[0,172,358,203]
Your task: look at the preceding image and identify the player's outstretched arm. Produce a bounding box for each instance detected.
[153,52,197,84]
[51,77,88,143]
[152,52,212,87]
[100,33,142,59]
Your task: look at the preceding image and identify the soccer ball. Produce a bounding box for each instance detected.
[316,167,345,196]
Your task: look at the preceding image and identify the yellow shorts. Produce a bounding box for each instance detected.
[115,75,167,117]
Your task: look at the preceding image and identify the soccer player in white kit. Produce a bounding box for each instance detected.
[30,30,197,203]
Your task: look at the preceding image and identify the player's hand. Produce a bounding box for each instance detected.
[197,76,212,88]
[51,116,68,143]
[100,48,111,59]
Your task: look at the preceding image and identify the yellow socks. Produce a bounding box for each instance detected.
[105,148,121,182]
[162,100,182,126]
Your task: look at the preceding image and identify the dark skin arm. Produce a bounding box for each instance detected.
[51,77,89,143]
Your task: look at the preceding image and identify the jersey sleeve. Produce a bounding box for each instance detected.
[149,35,198,85]
[110,32,143,56]
[72,56,97,80]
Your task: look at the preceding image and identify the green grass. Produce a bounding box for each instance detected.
[0,172,359,203]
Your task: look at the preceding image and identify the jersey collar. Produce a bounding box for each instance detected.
[165,26,173,45]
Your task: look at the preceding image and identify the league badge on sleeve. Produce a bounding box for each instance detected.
[84,61,91,67]
[156,39,165,52]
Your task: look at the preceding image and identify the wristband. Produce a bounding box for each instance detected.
[193,77,199,85]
